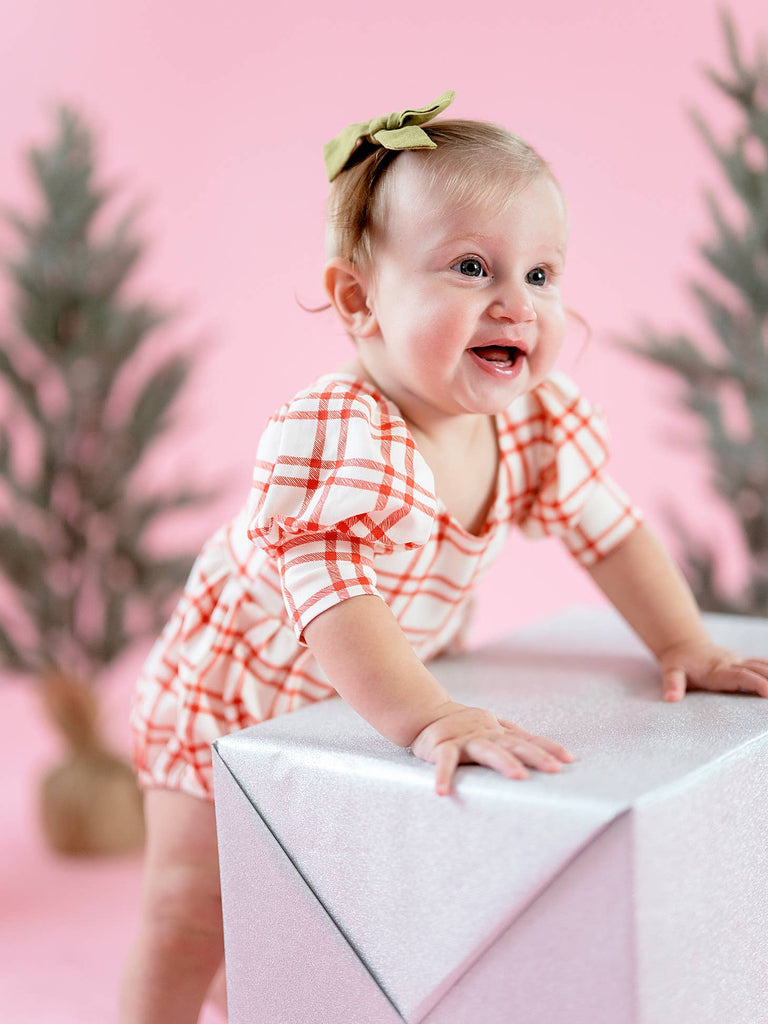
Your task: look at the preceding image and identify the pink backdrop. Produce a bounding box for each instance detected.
[1,0,765,670]
[3,11,766,1017]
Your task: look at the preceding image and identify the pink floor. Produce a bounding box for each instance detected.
[2,671,225,1024]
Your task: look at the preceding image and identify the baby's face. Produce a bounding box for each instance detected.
[356,156,569,432]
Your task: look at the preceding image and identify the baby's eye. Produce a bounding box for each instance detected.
[451,257,487,278]
[526,267,548,286]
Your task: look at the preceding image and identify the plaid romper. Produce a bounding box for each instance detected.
[131,370,642,800]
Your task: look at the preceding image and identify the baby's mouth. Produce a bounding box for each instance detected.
[470,344,524,367]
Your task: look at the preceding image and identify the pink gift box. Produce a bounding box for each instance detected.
[213,607,768,1024]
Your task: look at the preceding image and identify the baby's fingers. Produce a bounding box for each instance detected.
[499,736,567,773]
[434,743,460,797]
[739,660,768,696]
[710,663,768,697]
[464,738,529,781]
[496,719,575,763]
[662,666,687,702]
[433,739,527,796]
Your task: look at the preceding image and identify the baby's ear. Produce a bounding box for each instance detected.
[323,259,378,338]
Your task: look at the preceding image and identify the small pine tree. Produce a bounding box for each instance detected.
[619,10,768,617]
[0,107,210,853]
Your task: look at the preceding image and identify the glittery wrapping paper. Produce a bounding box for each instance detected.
[212,607,768,1024]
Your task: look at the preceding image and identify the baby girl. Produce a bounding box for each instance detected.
[120,91,768,1024]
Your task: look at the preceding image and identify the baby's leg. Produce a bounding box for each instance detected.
[119,789,225,1024]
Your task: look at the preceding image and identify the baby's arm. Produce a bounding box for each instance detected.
[587,523,768,700]
[303,595,574,795]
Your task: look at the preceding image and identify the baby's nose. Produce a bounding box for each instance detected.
[488,290,536,324]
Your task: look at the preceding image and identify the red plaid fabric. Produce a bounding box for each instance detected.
[131,371,642,799]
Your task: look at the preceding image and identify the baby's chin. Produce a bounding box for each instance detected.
[460,356,540,407]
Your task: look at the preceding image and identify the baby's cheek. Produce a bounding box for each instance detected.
[531,316,566,379]
[548,306,568,351]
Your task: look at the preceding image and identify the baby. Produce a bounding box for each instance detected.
[119,91,768,1023]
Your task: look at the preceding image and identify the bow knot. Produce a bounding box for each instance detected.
[323,90,456,182]
[371,111,405,133]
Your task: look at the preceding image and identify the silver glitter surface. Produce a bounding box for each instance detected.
[214,607,768,1024]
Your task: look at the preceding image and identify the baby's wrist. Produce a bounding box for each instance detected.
[656,632,712,662]
[404,699,465,748]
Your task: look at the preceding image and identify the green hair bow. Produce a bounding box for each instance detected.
[323,90,456,182]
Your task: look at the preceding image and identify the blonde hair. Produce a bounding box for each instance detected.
[325,119,554,270]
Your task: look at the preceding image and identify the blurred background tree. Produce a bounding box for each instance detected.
[620,10,768,617]
[0,107,210,853]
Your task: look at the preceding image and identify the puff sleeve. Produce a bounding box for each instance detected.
[507,372,643,566]
[247,382,438,640]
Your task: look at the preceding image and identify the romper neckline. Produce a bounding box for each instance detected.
[315,371,509,544]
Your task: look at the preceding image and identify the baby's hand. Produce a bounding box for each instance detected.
[410,701,575,796]
[661,641,768,702]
